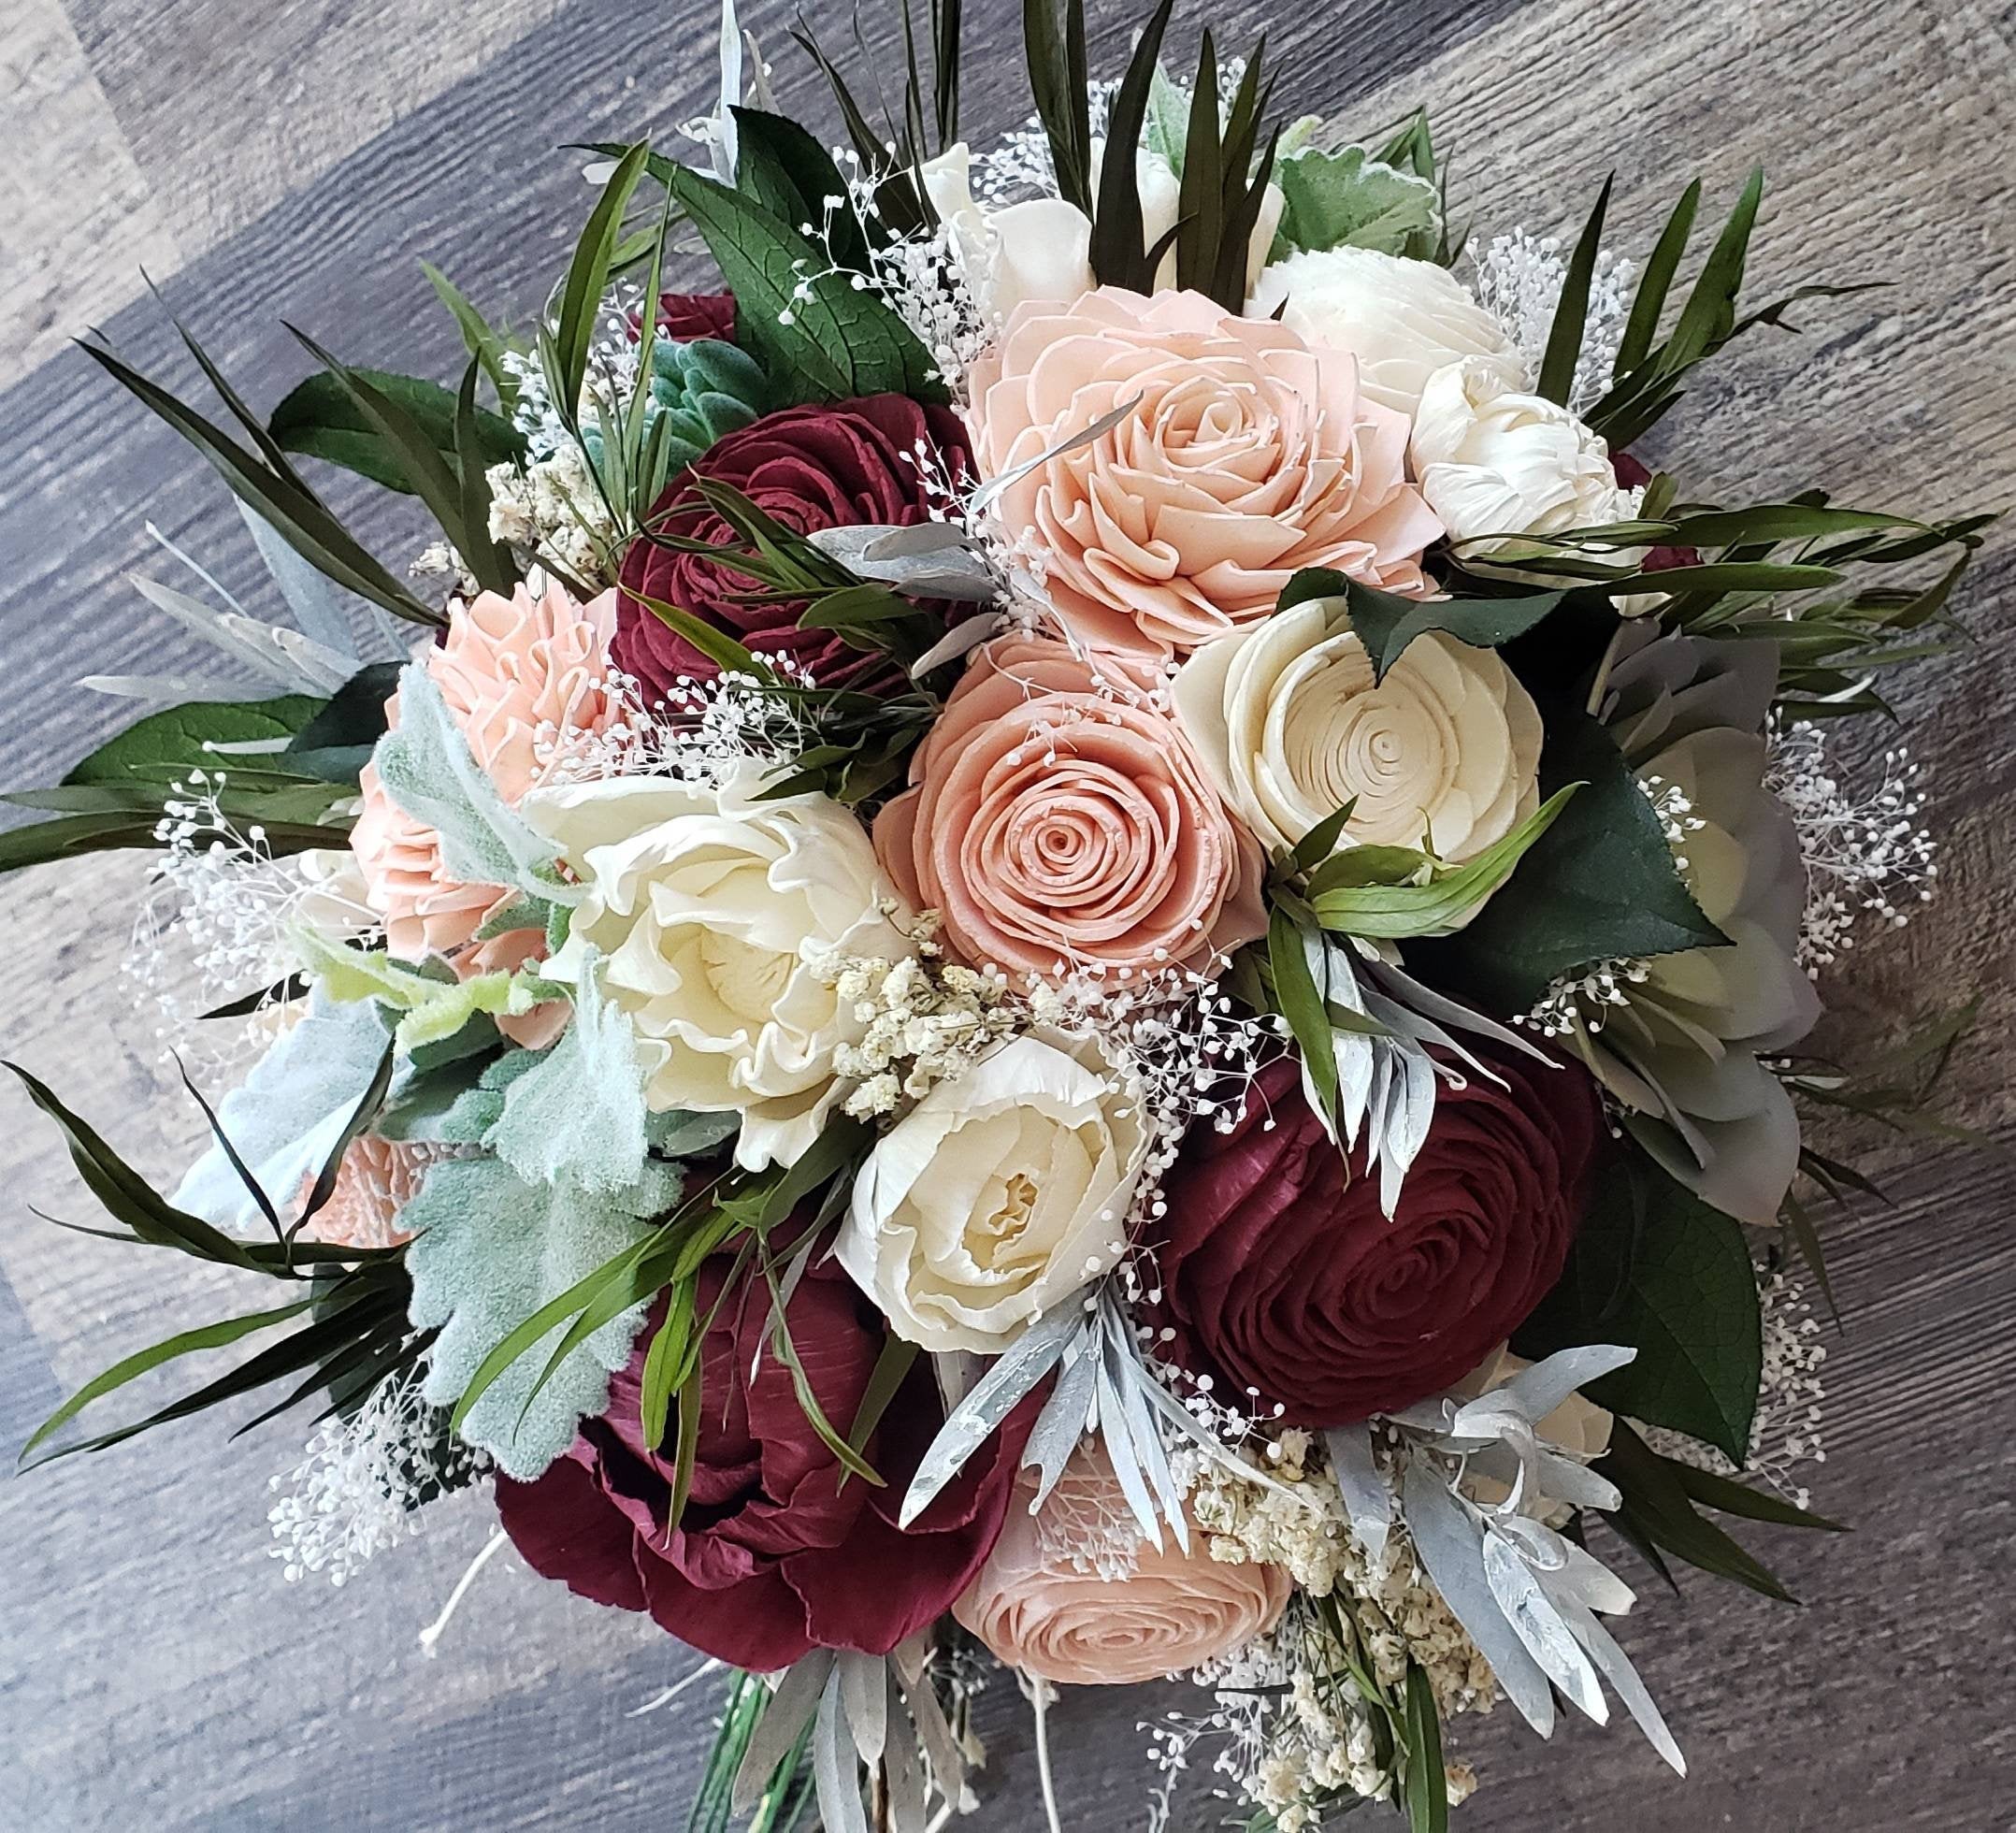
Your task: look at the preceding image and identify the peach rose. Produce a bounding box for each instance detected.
[954,1452,1291,1685]
[873,634,1266,980]
[967,287,1442,655]
[351,581,620,1041]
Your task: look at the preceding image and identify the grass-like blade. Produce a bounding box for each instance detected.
[1612,179,1700,378]
[1089,0,1175,288]
[1536,174,1612,404]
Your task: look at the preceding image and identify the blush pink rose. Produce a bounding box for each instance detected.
[967,287,1442,655]
[873,634,1266,980]
[350,583,620,1040]
[954,1451,1291,1685]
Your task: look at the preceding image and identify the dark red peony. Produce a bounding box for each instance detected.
[612,395,973,701]
[496,1252,1030,1670]
[655,291,737,342]
[1150,1051,1603,1425]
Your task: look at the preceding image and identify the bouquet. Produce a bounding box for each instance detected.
[6,1,1989,1826]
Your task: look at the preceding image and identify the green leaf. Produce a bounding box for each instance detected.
[1671,1458,1845,1531]
[1308,784,1577,939]
[664,165,943,405]
[1412,712,1726,1007]
[1289,799,1359,873]
[78,339,439,627]
[551,141,652,449]
[62,695,323,788]
[840,1330,921,1492]
[1516,1155,1762,1461]
[1663,504,1920,550]
[1268,904,1337,1123]
[1273,145,1439,258]
[1666,166,1764,372]
[730,106,875,273]
[21,1297,319,1463]
[285,329,519,598]
[1280,569,1569,681]
[1613,180,1700,378]
[1401,1662,1448,1833]
[1023,0,1093,212]
[1537,174,1612,405]
[423,262,522,411]
[1088,0,1175,289]
[269,367,522,495]
[1598,1420,1795,1602]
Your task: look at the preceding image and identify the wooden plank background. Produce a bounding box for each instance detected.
[1,1,2011,1826]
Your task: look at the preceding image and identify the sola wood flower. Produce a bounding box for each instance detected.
[966,287,1441,654]
[873,634,1266,980]
[350,580,620,965]
[954,1449,1291,1686]
[1173,596,1544,865]
[295,1134,449,1251]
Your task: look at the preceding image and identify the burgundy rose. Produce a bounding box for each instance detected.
[612,395,973,701]
[1612,451,1700,574]
[1150,1051,1603,1425]
[655,291,737,342]
[496,1252,1030,1670]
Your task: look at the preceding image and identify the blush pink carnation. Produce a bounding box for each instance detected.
[967,287,1442,655]
[350,582,620,1022]
[295,1135,454,1251]
[873,634,1266,980]
[954,1451,1291,1685]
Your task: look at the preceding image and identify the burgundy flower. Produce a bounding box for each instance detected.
[1613,451,1700,574]
[1149,1052,1603,1426]
[496,1252,1030,1670]
[612,395,973,701]
[656,291,737,342]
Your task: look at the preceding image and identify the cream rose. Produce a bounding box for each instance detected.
[955,1451,1292,1685]
[521,765,917,1173]
[1172,598,1544,864]
[837,1030,1148,1351]
[969,288,1441,655]
[1409,355,1645,561]
[1247,246,1522,417]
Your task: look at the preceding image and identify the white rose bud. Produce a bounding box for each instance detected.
[1246,245,1523,417]
[521,764,919,1174]
[838,1029,1149,1352]
[1409,355,1646,565]
[1172,598,1543,865]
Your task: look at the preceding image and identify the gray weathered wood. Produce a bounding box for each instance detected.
[1,1,2011,1828]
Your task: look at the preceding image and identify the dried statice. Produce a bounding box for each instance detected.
[266,1357,488,1586]
[1767,721,1937,971]
[1471,227,1637,413]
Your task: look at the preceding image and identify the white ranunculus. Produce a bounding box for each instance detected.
[521,765,918,1173]
[1246,245,1523,417]
[1409,355,1646,565]
[1172,598,1543,865]
[920,140,1283,324]
[838,1029,1149,1352]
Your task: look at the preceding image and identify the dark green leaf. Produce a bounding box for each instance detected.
[730,107,874,272]
[1598,1421,1796,1602]
[1280,569,1568,680]
[1411,711,1725,1008]
[1088,0,1175,288]
[269,367,522,494]
[1401,1663,1448,1833]
[422,262,521,411]
[1268,903,1336,1124]
[63,696,322,788]
[662,166,943,405]
[1613,180,1700,378]
[1516,1155,1762,1462]
[1671,1459,1844,1531]
[1537,175,1612,405]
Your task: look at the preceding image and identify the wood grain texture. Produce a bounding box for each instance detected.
[1,1,2011,1828]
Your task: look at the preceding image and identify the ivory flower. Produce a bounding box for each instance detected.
[1409,356,1645,559]
[873,634,1266,980]
[954,1451,1292,1685]
[1172,598,1543,863]
[838,1030,1149,1351]
[351,580,620,961]
[521,765,919,1173]
[920,143,1282,324]
[1246,246,1522,417]
[967,288,1441,654]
